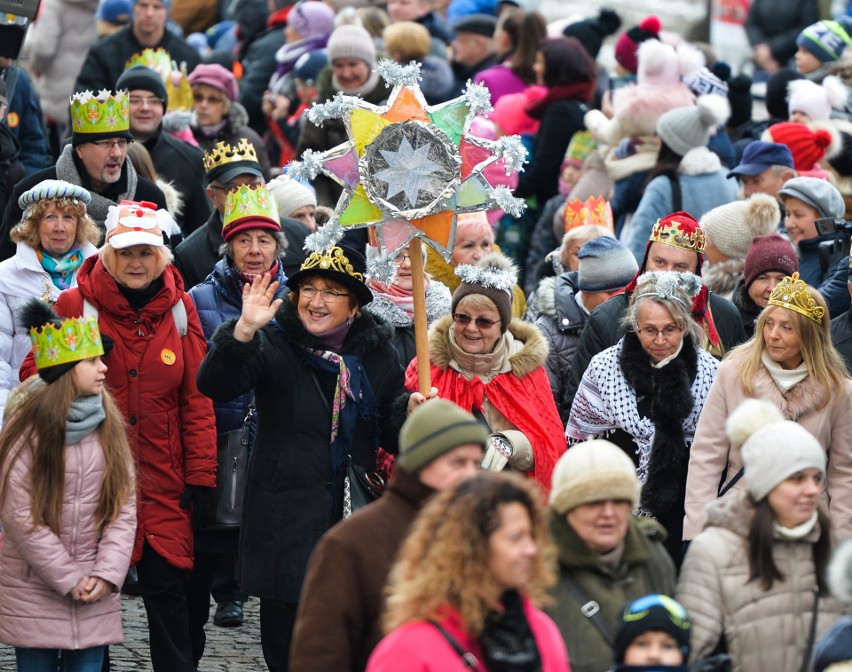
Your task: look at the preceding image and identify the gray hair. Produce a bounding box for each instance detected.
[219,230,288,260]
[621,272,704,346]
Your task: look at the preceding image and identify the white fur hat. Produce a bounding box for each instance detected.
[788,76,849,122]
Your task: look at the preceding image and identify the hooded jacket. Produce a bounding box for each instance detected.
[677,491,842,672]
[190,101,272,179]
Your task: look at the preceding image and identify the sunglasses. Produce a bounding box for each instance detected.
[452,313,501,329]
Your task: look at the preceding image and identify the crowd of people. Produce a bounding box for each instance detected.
[5,0,852,670]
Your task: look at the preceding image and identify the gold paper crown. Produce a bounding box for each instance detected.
[166,62,194,112]
[203,139,259,175]
[300,246,363,282]
[70,90,130,135]
[30,316,105,371]
[650,214,705,253]
[768,272,825,324]
[124,48,173,79]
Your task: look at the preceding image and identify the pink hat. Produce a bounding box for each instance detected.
[288,1,335,38]
[188,63,239,102]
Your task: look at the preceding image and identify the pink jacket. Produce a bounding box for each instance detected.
[473,64,529,106]
[0,431,136,649]
[366,600,571,671]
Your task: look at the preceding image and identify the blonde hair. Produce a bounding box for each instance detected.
[383,21,431,61]
[99,244,173,281]
[731,286,850,408]
[455,293,498,314]
[382,473,555,637]
[0,372,133,536]
[11,198,100,250]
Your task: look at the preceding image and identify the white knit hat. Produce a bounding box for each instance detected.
[327,23,376,66]
[726,399,826,502]
[788,76,849,122]
[549,440,639,515]
[266,175,317,219]
[699,193,780,260]
[656,95,731,157]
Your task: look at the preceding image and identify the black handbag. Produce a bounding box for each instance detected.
[208,403,254,529]
[343,456,384,518]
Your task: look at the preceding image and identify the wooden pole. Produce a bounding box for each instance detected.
[408,237,432,396]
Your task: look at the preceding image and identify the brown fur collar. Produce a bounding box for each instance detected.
[751,361,825,420]
[428,314,549,378]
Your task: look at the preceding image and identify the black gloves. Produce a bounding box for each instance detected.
[179,485,215,527]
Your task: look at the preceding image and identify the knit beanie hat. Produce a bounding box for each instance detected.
[762,122,834,172]
[656,95,731,157]
[684,64,730,99]
[563,130,595,168]
[97,0,132,24]
[188,63,239,102]
[779,176,845,219]
[788,77,849,122]
[699,193,780,260]
[287,0,335,38]
[266,175,316,219]
[562,8,621,60]
[727,399,826,502]
[796,19,852,64]
[397,400,488,473]
[327,24,376,66]
[577,237,638,292]
[766,68,803,121]
[116,65,168,107]
[131,0,171,9]
[727,73,753,129]
[452,253,516,333]
[549,440,638,515]
[615,15,661,75]
[743,233,799,288]
[614,595,692,664]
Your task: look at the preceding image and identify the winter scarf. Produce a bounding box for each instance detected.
[333,69,381,98]
[480,589,543,672]
[66,393,106,445]
[55,145,139,227]
[526,81,596,120]
[367,279,415,316]
[37,247,85,290]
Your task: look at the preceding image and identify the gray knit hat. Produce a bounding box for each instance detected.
[327,24,376,66]
[779,176,845,219]
[267,175,316,218]
[699,193,780,260]
[452,252,517,333]
[397,399,488,473]
[577,236,638,291]
[656,95,731,157]
[727,399,826,502]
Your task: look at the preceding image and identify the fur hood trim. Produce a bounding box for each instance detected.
[156,177,185,219]
[604,137,660,181]
[533,276,558,319]
[703,258,744,297]
[226,101,251,135]
[677,146,722,175]
[428,313,548,378]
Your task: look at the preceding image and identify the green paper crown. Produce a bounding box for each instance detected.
[124,48,173,79]
[30,315,105,371]
[70,90,130,135]
[223,184,281,236]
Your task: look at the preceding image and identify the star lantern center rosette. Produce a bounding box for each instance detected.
[286,61,528,395]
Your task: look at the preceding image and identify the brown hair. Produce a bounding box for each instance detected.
[126,142,159,182]
[11,198,100,250]
[382,473,555,636]
[0,370,133,536]
[497,10,547,85]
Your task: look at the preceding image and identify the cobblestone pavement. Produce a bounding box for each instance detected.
[0,595,267,670]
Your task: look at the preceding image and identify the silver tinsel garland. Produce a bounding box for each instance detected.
[377,59,422,88]
[304,221,344,253]
[366,252,399,285]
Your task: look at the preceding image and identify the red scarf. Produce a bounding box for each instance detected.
[525,80,596,120]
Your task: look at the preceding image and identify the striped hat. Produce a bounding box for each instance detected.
[19,180,92,210]
[797,19,852,63]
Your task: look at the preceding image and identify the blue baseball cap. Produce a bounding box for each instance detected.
[728,141,795,178]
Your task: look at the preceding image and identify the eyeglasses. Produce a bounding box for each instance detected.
[453,313,500,329]
[393,252,411,264]
[637,325,683,340]
[622,594,690,631]
[300,285,351,302]
[209,180,263,193]
[91,139,131,150]
[194,93,225,105]
[129,95,164,107]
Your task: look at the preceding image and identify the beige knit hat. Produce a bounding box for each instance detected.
[548,440,639,515]
[699,193,780,260]
[267,175,317,219]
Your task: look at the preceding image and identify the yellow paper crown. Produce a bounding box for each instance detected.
[166,62,194,112]
[300,246,363,282]
[30,315,105,370]
[203,139,259,175]
[124,48,173,79]
[768,272,825,324]
[223,184,281,239]
[70,90,130,135]
[650,213,705,253]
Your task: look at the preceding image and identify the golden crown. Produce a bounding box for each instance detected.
[30,315,104,371]
[124,48,173,78]
[203,139,259,174]
[650,215,705,253]
[166,62,194,112]
[768,272,825,324]
[70,90,130,135]
[300,246,363,281]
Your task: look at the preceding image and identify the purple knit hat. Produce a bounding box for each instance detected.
[188,63,239,102]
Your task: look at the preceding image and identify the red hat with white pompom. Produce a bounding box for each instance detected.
[615,15,661,74]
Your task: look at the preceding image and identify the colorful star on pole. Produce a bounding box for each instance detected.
[287,60,527,281]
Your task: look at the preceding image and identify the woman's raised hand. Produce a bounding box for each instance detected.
[234,273,284,342]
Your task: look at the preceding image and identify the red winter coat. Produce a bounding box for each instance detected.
[20,256,216,569]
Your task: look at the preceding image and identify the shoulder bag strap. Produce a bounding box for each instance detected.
[428,620,481,670]
[718,467,745,498]
[799,586,821,672]
[562,574,615,647]
[668,173,683,212]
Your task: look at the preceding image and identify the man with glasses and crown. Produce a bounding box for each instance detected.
[0,89,168,261]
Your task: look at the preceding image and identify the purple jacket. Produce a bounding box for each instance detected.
[0,430,136,649]
[474,64,528,105]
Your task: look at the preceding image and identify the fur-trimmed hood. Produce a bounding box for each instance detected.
[702,258,744,298]
[677,146,723,175]
[155,177,184,220]
[428,313,549,378]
